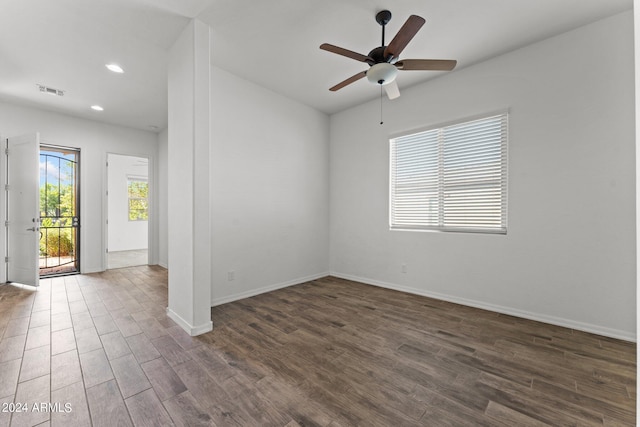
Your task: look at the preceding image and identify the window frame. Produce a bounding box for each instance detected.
[127,175,149,222]
[389,111,508,234]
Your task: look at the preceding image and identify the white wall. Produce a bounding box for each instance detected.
[210,66,330,305]
[0,101,158,275]
[329,11,636,340]
[107,154,148,252]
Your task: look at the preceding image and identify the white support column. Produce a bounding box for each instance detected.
[166,19,212,335]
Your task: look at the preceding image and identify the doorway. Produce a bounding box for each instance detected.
[39,146,80,276]
[107,154,149,269]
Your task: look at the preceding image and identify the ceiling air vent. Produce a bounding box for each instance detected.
[37,84,64,97]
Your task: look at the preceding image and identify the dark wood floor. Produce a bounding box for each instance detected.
[0,267,635,426]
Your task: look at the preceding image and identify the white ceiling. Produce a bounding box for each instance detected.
[0,0,632,132]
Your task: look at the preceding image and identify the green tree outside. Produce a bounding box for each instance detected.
[128,179,148,221]
[39,182,75,257]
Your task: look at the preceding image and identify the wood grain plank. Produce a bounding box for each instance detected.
[0,358,21,397]
[532,378,635,425]
[254,375,337,427]
[100,331,132,360]
[24,324,50,350]
[28,310,50,328]
[126,333,161,363]
[162,391,215,426]
[86,380,132,427]
[135,317,168,339]
[167,325,203,350]
[113,315,142,338]
[110,353,151,398]
[207,399,256,427]
[71,312,94,331]
[474,372,604,425]
[51,329,76,355]
[150,335,191,366]
[484,401,552,427]
[0,401,10,427]
[79,348,114,388]
[68,300,88,315]
[87,302,109,318]
[50,312,72,332]
[11,374,50,427]
[51,350,83,391]
[92,314,119,336]
[140,357,187,401]
[19,344,50,382]
[125,388,173,427]
[224,388,290,426]
[50,300,70,316]
[3,316,30,338]
[188,345,237,383]
[173,359,229,409]
[74,326,102,354]
[50,381,91,427]
[0,333,26,362]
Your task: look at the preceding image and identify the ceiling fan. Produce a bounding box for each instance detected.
[320,10,457,100]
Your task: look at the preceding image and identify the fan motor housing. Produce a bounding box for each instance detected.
[368,46,396,64]
[369,46,385,63]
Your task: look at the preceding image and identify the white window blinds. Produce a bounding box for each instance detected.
[390,113,508,234]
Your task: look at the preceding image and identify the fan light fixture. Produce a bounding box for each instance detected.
[320,10,457,100]
[366,62,398,85]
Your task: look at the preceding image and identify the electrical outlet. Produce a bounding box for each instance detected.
[401,264,407,274]
[227,271,235,281]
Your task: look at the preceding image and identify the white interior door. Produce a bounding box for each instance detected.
[6,134,40,286]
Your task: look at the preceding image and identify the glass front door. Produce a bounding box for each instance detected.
[39,146,79,276]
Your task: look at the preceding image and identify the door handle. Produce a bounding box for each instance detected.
[26,227,39,232]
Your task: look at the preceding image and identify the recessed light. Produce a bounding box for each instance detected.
[91,105,104,111]
[105,63,124,73]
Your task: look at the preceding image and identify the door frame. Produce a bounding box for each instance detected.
[103,151,156,270]
[0,133,5,282]
[39,143,81,277]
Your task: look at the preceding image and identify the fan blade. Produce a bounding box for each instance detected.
[396,59,457,71]
[384,15,425,59]
[383,80,400,100]
[329,71,367,91]
[320,43,373,63]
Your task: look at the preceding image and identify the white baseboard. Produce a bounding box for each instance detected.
[211,271,330,307]
[166,307,213,336]
[330,272,636,343]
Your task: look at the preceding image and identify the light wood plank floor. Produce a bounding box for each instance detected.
[0,266,635,426]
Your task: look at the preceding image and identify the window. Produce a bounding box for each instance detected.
[390,113,508,234]
[127,177,148,221]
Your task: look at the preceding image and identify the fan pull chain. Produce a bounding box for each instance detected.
[380,85,384,125]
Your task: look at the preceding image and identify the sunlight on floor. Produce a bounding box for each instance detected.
[107,249,148,269]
